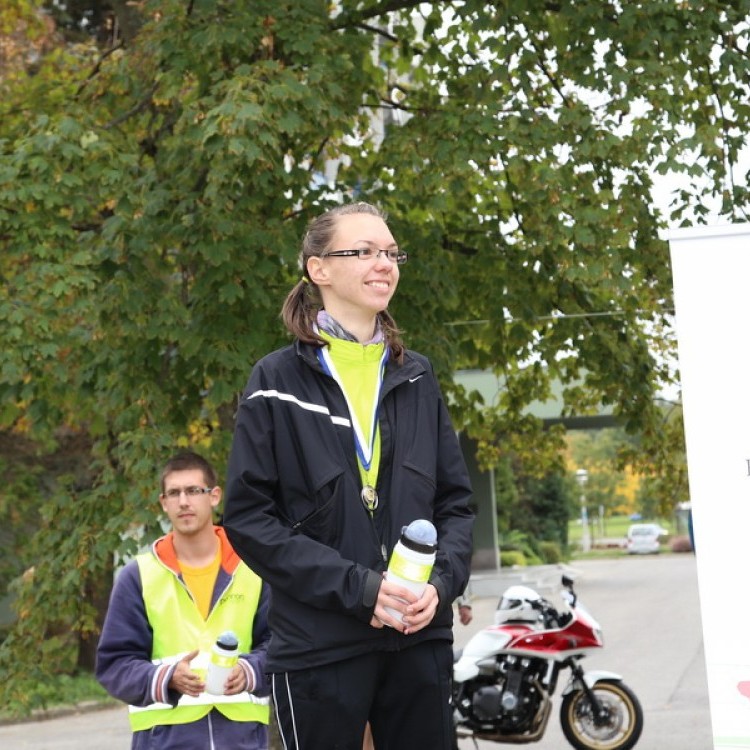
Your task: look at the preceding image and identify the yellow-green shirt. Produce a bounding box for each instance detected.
[320,332,385,492]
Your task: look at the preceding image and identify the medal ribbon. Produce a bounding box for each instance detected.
[316,337,388,472]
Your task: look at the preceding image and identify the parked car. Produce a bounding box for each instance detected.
[626,523,666,554]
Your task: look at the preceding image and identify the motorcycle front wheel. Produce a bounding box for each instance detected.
[560,679,643,750]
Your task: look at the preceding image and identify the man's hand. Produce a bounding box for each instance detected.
[167,650,205,697]
[223,664,249,695]
[458,604,473,626]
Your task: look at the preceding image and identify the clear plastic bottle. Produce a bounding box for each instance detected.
[384,519,437,623]
[205,630,239,695]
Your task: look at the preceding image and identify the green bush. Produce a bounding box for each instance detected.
[537,541,562,564]
[499,530,542,565]
[500,550,527,567]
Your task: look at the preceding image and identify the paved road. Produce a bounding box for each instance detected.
[0,554,711,749]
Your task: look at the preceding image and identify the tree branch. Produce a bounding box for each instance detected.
[363,96,432,115]
[308,136,331,172]
[335,0,564,28]
[332,0,425,28]
[350,21,399,42]
[498,151,525,235]
[75,41,125,98]
[707,57,750,222]
[529,36,571,109]
[102,84,157,130]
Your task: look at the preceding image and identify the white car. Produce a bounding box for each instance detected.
[626,523,666,554]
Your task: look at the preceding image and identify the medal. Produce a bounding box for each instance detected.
[316,337,388,472]
[315,329,388,516]
[361,485,379,512]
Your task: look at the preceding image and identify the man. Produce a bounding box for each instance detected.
[96,451,270,750]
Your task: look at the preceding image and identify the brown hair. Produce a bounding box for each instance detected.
[160,451,218,494]
[281,202,405,362]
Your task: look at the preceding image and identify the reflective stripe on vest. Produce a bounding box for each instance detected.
[129,552,269,732]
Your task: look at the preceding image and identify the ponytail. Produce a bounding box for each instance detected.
[280,278,327,348]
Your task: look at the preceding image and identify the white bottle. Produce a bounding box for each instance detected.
[205,630,239,695]
[384,519,438,623]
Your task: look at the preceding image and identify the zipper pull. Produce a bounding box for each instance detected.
[381,543,388,564]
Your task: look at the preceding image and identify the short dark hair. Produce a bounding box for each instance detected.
[160,451,218,494]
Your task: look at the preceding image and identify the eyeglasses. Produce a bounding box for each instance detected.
[162,486,214,499]
[321,247,408,265]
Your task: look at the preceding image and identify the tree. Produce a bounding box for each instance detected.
[494,453,573,558]
[568,427,639,518]
[1,0,746,709]
[516,472,573,552]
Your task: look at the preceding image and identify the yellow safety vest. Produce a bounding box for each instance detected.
[128,553,270,732]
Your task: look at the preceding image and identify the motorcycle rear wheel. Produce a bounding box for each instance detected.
[560,679,643,750]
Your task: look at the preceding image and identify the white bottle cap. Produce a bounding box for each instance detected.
[401,519,437,552]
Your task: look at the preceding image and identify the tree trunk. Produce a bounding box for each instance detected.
[77,558,114,673]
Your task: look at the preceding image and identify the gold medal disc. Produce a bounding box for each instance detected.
[361,485,379,511]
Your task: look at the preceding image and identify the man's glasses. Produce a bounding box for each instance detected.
[321,247,408,265]
[162,486,214,499]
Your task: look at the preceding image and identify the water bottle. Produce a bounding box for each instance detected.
[205,630,239,695]
[384,519,437,622]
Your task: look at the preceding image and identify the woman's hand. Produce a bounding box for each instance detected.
[369,580,439,634]
[403,583,439,634]
[369,577,418,632]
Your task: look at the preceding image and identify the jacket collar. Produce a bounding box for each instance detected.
[152,526,241,576]
[295,339,425,387]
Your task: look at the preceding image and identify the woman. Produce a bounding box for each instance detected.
[223,202,474,750]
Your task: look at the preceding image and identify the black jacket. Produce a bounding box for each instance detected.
[223,340,474,672]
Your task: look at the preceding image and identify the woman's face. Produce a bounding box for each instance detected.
[311,212,400,319]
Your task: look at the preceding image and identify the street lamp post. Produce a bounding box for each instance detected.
[576,468,590,553]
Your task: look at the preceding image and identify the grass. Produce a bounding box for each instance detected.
[567,514,672,544]
[0,672,116,723]
[566,514,677,560]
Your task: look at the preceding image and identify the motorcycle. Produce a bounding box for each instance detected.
[452,575,643,750]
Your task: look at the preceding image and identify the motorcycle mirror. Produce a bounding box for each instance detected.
[561,575,574,588]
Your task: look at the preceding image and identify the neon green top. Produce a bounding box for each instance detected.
[128,553,269,731]
[320,331,385,493]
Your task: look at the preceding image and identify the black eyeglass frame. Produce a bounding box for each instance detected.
[321,247,408,265]
[161,486,215,499]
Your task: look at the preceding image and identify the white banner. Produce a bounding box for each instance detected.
[669,223,750,749]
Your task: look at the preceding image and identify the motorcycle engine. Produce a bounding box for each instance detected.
[456,656,546,733]
[472,685,504,721]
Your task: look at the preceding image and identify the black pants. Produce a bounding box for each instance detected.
[271,640,454,750]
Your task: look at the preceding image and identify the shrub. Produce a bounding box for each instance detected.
[670,535,694,553]
[499,531,542,565]
[500,550,527,567]
[537,541,562,564]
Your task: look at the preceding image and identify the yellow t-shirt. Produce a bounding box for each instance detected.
[180,547,221,620]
